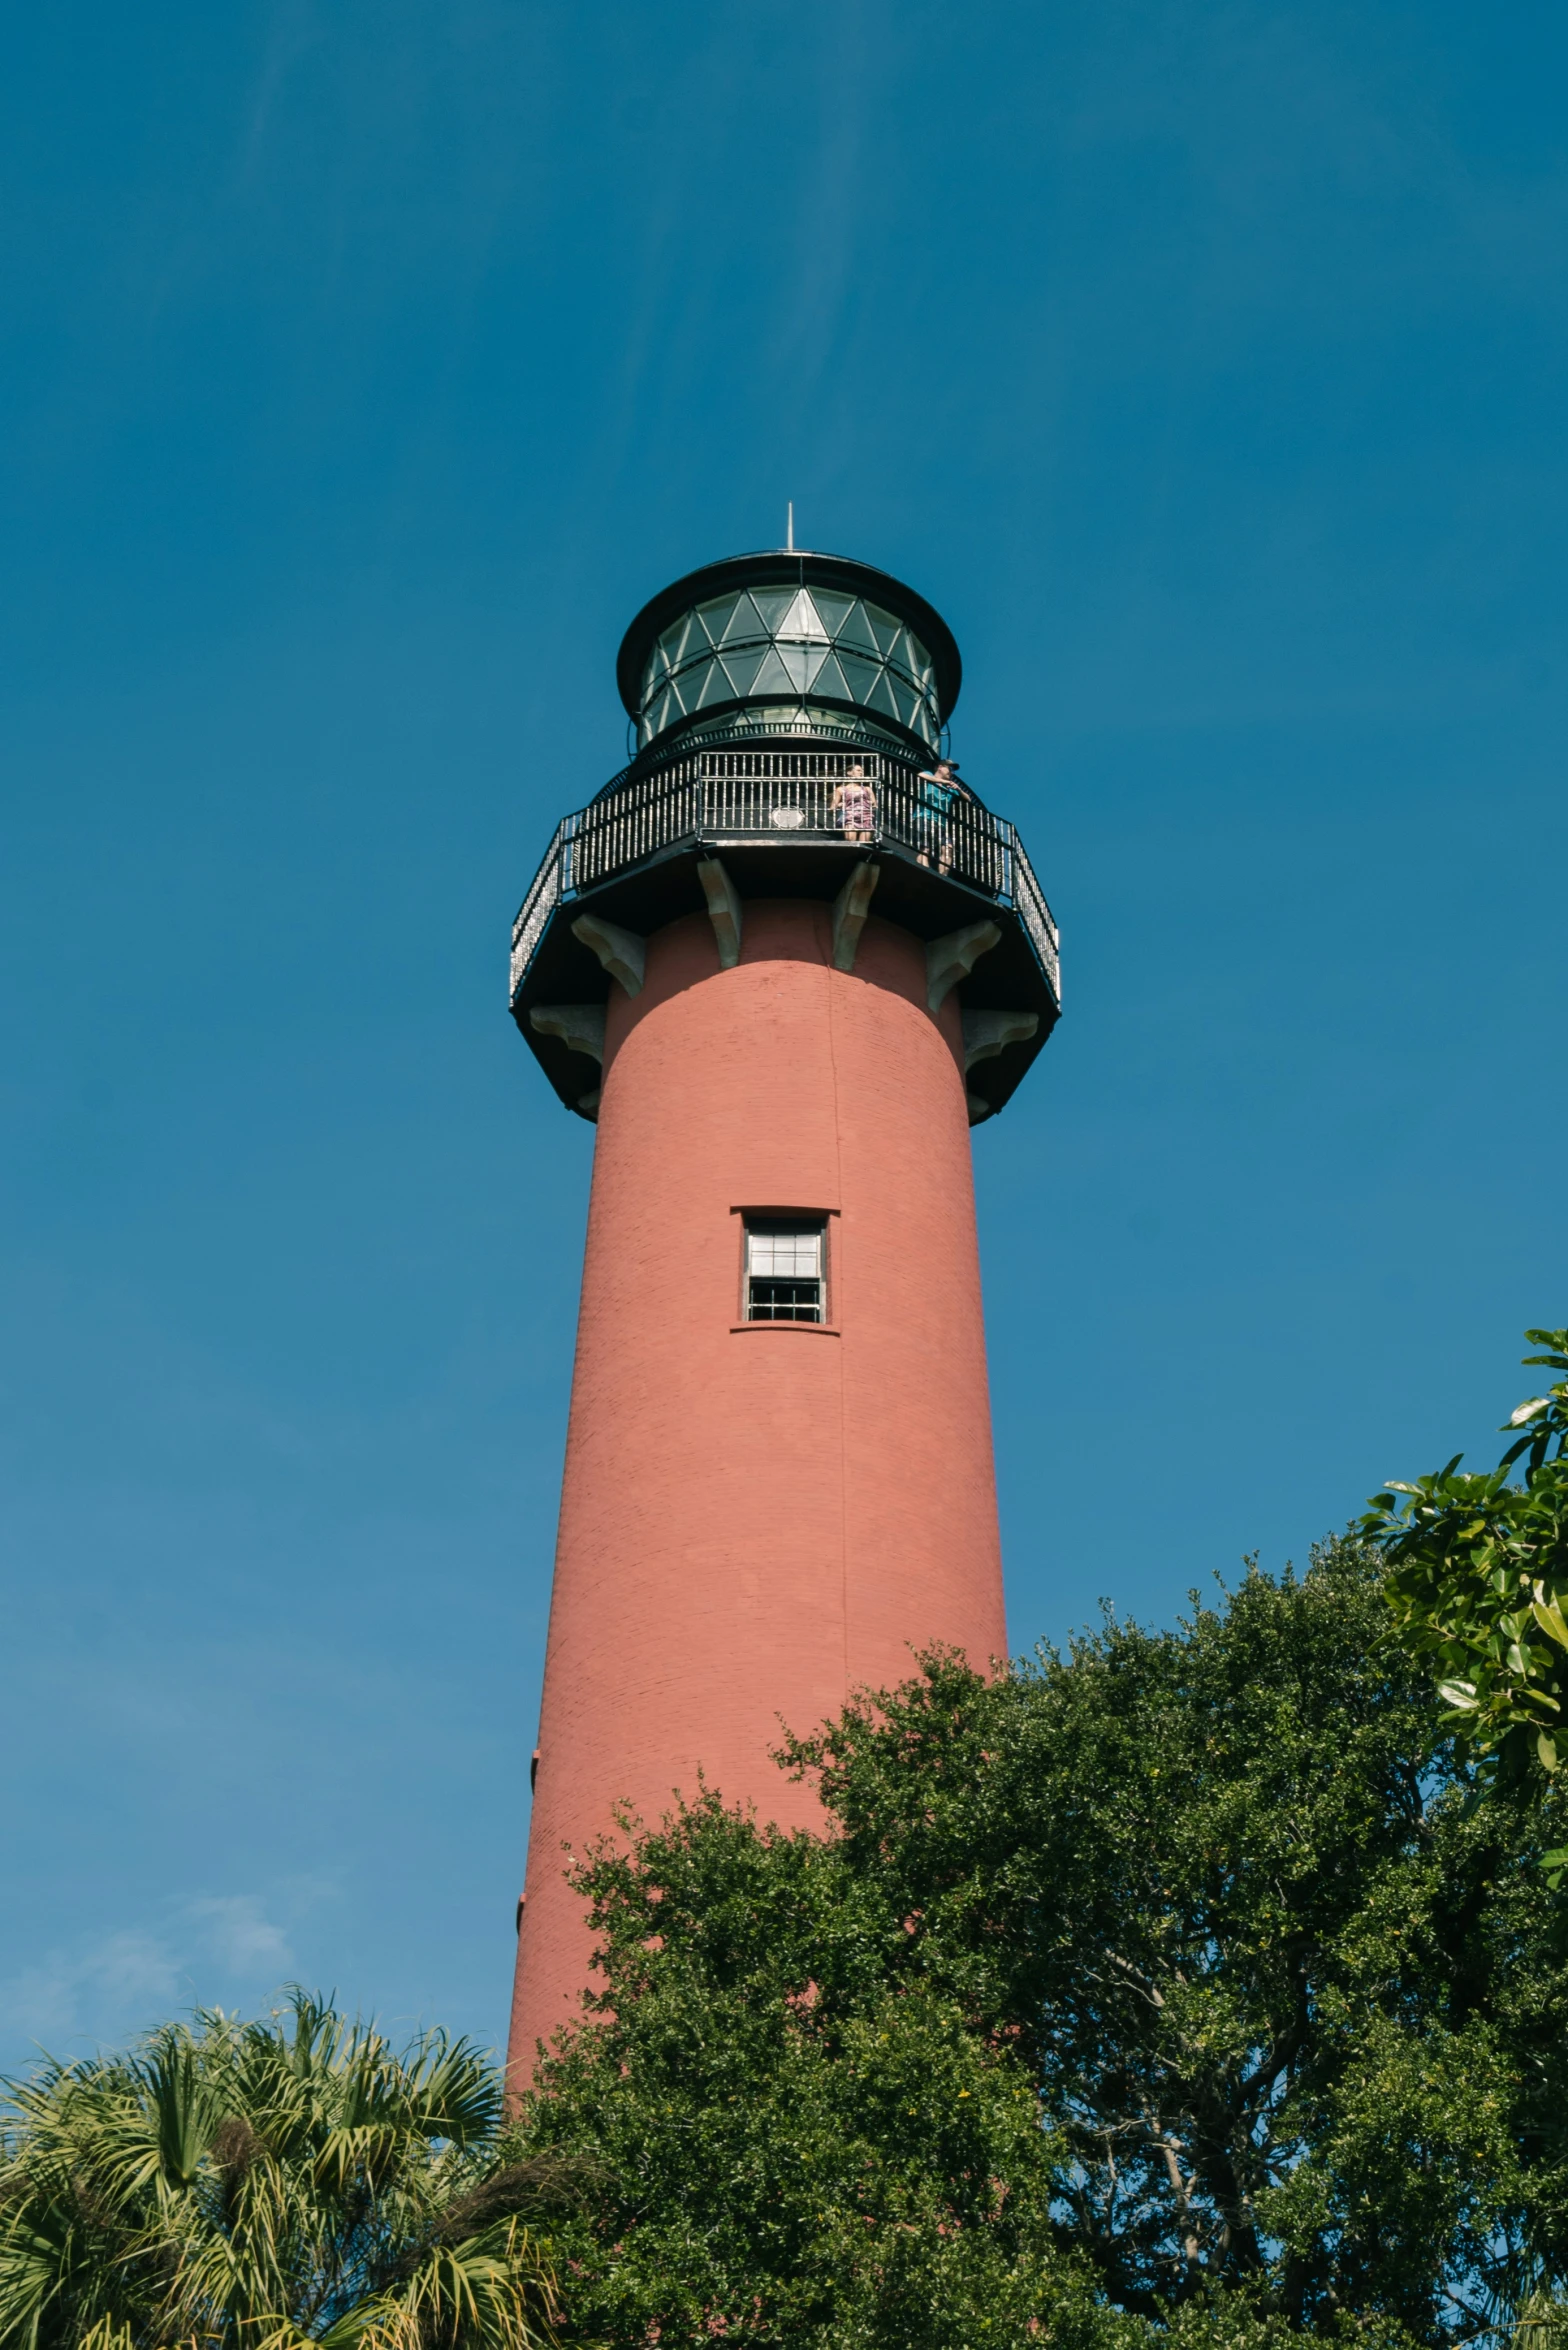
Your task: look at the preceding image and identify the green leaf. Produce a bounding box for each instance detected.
[1531,1594,1568,1651]
[1538,1731,1559,1774]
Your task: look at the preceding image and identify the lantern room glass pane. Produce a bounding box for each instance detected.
[637,581,942,750]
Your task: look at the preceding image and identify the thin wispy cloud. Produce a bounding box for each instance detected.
[0,1891,309,2069]
[2,1931,180,2050]
[186,1894,295,1976]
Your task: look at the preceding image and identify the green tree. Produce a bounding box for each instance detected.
[518,1800,1101,2350]
[1362,1330,1568,1861]
[516,1539,1568,2350]
[0,1993,561,2350]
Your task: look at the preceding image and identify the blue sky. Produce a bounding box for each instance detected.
[2,0,1564,2071]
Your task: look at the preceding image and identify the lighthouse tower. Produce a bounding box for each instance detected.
[505,548,1060,2078]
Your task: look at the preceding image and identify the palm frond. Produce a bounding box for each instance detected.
[0,2003,559,2350]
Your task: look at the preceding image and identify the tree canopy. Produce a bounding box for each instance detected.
[0,1994,560,2350]
[515,1538,1568,2350]
[11,1465,1568,2348]
[1363,1329,1568,1868]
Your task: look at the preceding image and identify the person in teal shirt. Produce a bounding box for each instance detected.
[914,757,964,872]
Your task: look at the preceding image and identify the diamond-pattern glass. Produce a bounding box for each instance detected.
[835,651,879,700]
[749,587,796,630]
[752,645,796,695]
[720,595,762,645]
[835,602,880,656]
[779,588,828,640]
[866,670,900,720]
[637,584,942,749]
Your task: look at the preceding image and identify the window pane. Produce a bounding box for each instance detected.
[749,587,795,631]
[836,600,880,655]
[747,1279,821,1322]
[693,657,731,709]
[720,593,765,645]
[747,1228,822,1278]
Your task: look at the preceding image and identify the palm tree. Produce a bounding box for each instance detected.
[0,1992,560,2350]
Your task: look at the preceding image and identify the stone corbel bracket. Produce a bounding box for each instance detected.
[961,1008,1038,1071]
[571,912,645,995]
[926,920,1001,1013]
[830,859,880,973]
[529,1004,607,1119]
[530,1004,607,1064]
[963,1009,1039,1125]
[696,858,744,969]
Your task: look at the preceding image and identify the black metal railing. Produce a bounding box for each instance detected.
[510,747,1061,1008]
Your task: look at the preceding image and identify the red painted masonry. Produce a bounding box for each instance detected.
[506,898,1007,2080]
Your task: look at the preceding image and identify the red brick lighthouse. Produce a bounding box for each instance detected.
[505,548,1060,2079]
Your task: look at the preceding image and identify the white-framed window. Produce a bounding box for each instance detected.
[743,1218,826,1323]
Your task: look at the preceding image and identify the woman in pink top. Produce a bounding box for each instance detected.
[832,762,877,844]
